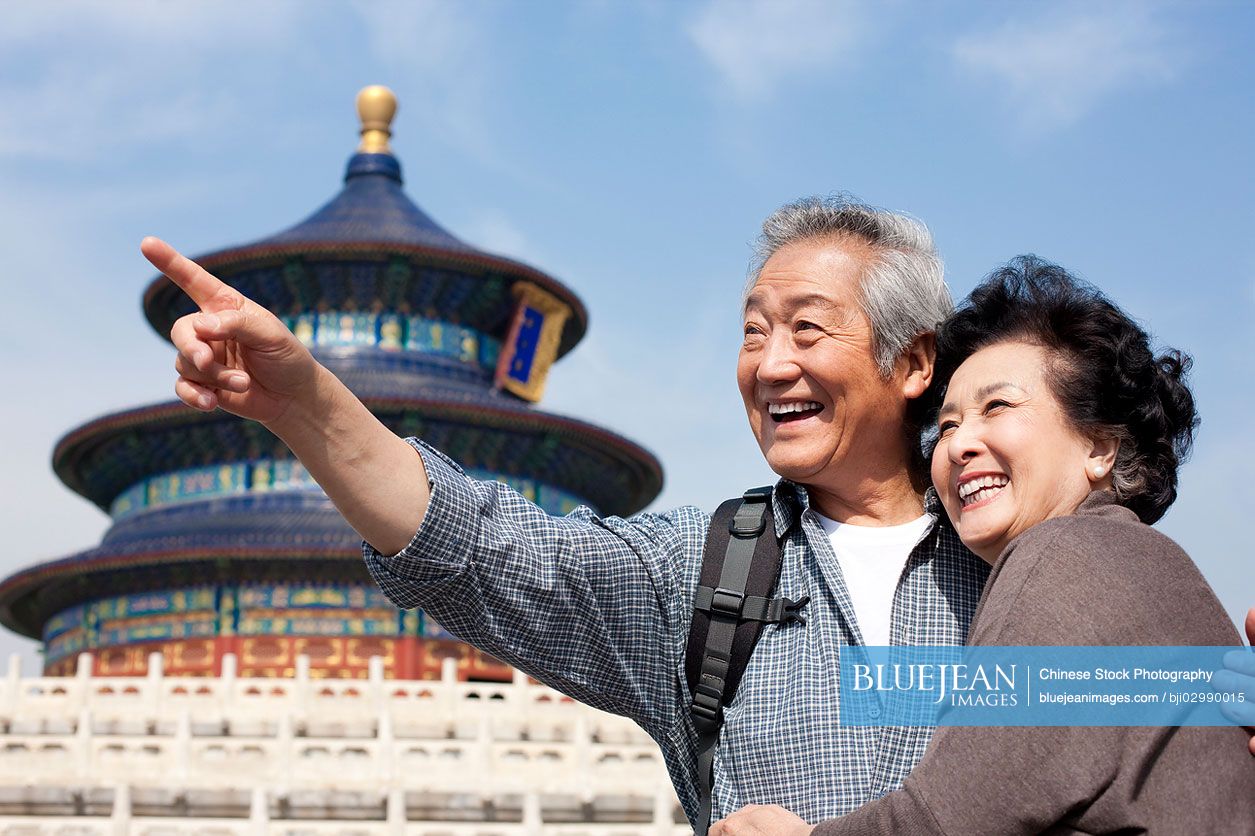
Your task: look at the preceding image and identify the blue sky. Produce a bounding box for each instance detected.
[2,0,1252,668]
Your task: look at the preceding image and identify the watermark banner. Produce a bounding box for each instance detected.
[838,646,1251,726]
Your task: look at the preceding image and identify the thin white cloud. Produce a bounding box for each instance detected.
[0,1,523,188]
[0,0,303,161]
[0,0,299,45]
[687,0,868,102]
[952,3,1184,130]
[0,71,238,160]
[461,210,536,264]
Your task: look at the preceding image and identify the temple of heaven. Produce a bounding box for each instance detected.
[0,86,664,680]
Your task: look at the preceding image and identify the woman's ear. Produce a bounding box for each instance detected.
[1086,437,1120,485]
[901,332,936,401]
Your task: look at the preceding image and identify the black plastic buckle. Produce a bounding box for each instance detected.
[741,486,773,502]
[782,594,810,626]
[730,487,771,537]
[765,594,810,626]
[730,507,766,538]
[691,688,722,725]
[709,587,744,618]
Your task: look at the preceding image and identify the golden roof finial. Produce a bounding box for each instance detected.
[356,85,397,154]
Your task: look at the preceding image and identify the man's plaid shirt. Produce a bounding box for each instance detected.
[364,438,990,827]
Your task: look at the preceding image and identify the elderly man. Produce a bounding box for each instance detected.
[145,195,1255,831]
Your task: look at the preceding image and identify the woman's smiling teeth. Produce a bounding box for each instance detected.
[768,401,823,422]
[958,474,1009,507]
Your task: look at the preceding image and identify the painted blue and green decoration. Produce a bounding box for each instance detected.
[0,86,662,679]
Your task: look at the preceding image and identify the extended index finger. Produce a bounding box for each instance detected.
[141,236,236,310]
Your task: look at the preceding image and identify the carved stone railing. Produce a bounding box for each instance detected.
[0,653,688,835]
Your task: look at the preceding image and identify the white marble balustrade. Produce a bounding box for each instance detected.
[0,653,688,835]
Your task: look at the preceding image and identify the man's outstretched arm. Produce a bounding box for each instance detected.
[142,236,429,555]
[143,236,696,735]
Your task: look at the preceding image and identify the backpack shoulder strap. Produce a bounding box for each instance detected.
[684,486,809,834]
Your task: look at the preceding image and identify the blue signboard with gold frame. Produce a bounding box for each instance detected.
[494,282,571,402]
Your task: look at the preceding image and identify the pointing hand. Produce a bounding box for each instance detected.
[142,236,319,425]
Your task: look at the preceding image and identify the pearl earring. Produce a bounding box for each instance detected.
[1093,466,1105,478]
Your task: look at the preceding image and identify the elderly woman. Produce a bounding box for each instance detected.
[712,257,1255,835]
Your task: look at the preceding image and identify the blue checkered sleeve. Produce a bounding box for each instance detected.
[362,437,710,740]
[364,441,990,827]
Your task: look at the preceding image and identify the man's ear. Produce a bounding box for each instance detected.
[901,332,935,402]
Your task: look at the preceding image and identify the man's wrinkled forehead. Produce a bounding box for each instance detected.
[742,287,846,317]
[741,234,872,315]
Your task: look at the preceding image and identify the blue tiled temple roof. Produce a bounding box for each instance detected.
[259,153,478,252]
[142,146,590,357]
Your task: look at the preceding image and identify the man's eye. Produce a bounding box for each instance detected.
[796,321,818,331]
[743,323,763,337]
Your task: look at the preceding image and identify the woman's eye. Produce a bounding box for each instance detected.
[985,399,1011,413]
[796,321,818,331]
[743,323,762,336]
[937,420,958,435]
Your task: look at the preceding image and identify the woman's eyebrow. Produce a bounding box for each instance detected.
[974,382,1015,400]
[938,382,1017,418]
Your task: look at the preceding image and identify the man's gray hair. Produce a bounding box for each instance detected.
[748,194,953,377]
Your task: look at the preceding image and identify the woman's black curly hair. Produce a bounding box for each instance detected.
[929,256,1198,524]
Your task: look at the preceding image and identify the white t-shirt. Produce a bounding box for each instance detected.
[813,511,934,646]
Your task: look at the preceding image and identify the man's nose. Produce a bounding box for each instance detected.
[757,331,801,384]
